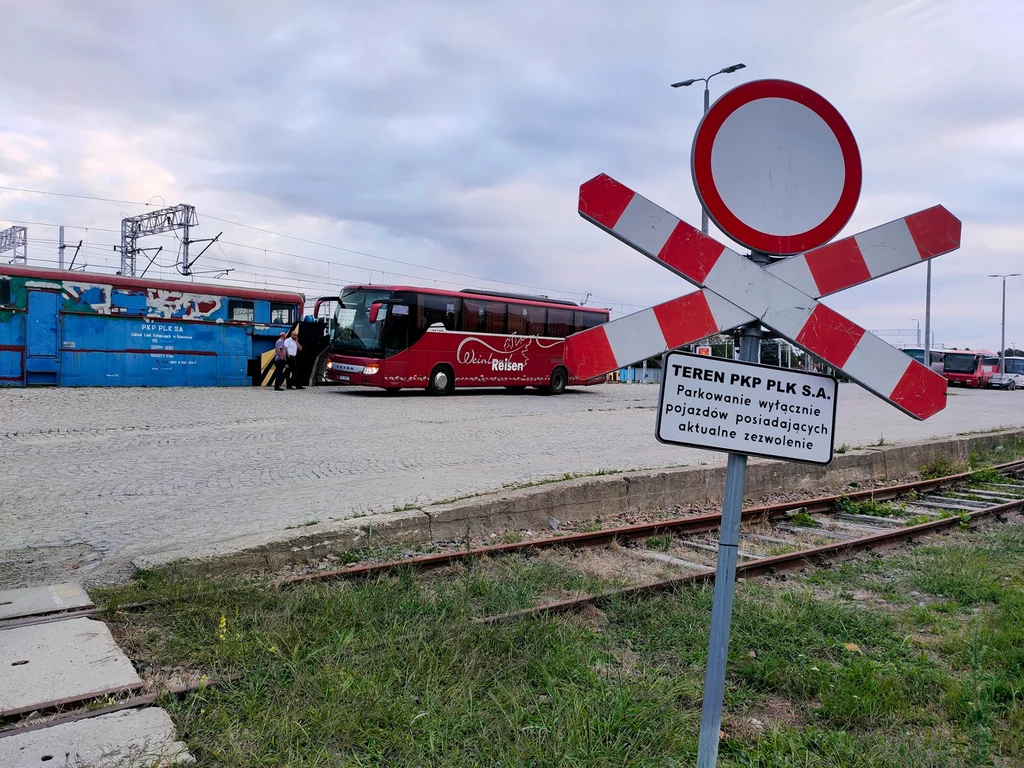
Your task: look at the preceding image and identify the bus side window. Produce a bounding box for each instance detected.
[526,305,546,335]
[547,308,573,337]
[419,294,460,331]
[507,304,528,335]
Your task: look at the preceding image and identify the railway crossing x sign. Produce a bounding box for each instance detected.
[565,174,961,419]
[566,80,961,421]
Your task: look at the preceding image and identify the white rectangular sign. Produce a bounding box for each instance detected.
[656,351,838,465]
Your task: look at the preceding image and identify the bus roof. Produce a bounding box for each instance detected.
[1,263,305,305]
[341,284,609,313]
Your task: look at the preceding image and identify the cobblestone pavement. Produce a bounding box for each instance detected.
[2,383,1023,586]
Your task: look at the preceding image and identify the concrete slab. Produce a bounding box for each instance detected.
[0,583,92,620]
[0,618,142,716]
[0,707,193,766]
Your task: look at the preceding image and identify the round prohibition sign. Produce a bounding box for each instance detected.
[691,79,862,256]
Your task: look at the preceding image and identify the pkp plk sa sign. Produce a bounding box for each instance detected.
[657,351,837,464]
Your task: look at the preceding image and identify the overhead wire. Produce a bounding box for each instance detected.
[0,183,644,309]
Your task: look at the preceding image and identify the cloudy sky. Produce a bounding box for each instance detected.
[1,0,1021,350]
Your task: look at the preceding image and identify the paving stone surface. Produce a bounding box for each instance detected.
[0,583,92,620]
[0,707,193,766]
[0,617,142,716]
[2,383,1022,586]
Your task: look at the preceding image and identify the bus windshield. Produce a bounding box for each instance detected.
[333,288,392,354]
[943,353,978,374]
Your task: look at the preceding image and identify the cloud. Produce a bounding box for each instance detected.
[0,0,1021,349]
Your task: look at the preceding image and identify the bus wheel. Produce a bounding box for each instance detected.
[427,365,454,396]
[545,367,568,395]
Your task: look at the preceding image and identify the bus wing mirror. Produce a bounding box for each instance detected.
[369,303,381,323]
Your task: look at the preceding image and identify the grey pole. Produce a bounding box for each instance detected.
[702,84,710,235]
[671,64,746,238]
[58,225,65,269]
[1001,279,1006,376]
[695,252,767,768]
[923,261,932,362]
[989,274,1020,380]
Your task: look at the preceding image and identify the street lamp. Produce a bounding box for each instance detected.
[671,63,746,235]
[988,273,1020,381]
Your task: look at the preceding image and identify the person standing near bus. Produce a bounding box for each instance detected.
[284,329,304,390]
[273,332,288,391]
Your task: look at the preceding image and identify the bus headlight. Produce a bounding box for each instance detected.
[362,364,380,375]
[326,361,334,370]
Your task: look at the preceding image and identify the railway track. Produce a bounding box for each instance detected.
[2,458,1023,742]
[272,458,1024,622]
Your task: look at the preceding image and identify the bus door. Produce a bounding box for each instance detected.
[382,303,410,386]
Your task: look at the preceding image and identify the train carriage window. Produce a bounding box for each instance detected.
[0,279,10,306]
[580,311,604,330]
[270,303,294,324]
[547,307,573,337]
[228,299,255,322]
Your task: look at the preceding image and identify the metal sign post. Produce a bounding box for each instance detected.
[694,317,759,767]
[564,78,962,767]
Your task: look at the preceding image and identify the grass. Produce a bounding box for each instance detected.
[283,519,321,530]
[92,523,1024,767]
[921,457,971,480]
[787,511,817,528]
[645,535,673,552]
[834,495,904,518]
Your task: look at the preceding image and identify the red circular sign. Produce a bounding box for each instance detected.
[691,79,862,255]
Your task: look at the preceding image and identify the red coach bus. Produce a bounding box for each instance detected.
[942,349,1000,387]
[323,285,610,394]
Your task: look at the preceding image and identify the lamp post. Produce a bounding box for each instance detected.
[671,63,746,235]
[911,318,920,347]
[988,273,1020,381]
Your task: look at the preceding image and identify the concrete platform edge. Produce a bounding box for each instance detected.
[133,428,1024,577]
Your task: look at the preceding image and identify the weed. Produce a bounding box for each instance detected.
[645,535,672,552]
[502,531,524,544]
[921,457,970,479]
[284,519,320,530]
[789,511,817,527]
[968,467,1005,486]
[835,443,851,454]
[873,435,892,447]
[835,496,900,517]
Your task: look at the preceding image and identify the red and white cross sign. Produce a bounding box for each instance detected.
[564,174,961,420]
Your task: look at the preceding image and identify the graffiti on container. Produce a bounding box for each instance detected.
[146,289,221,319]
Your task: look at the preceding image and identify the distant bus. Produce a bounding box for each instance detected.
[324,285,610,394]
[0,264,303,387]
[942,349,1000,388]
[990,356,1024,391]
[902,347,945,373]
